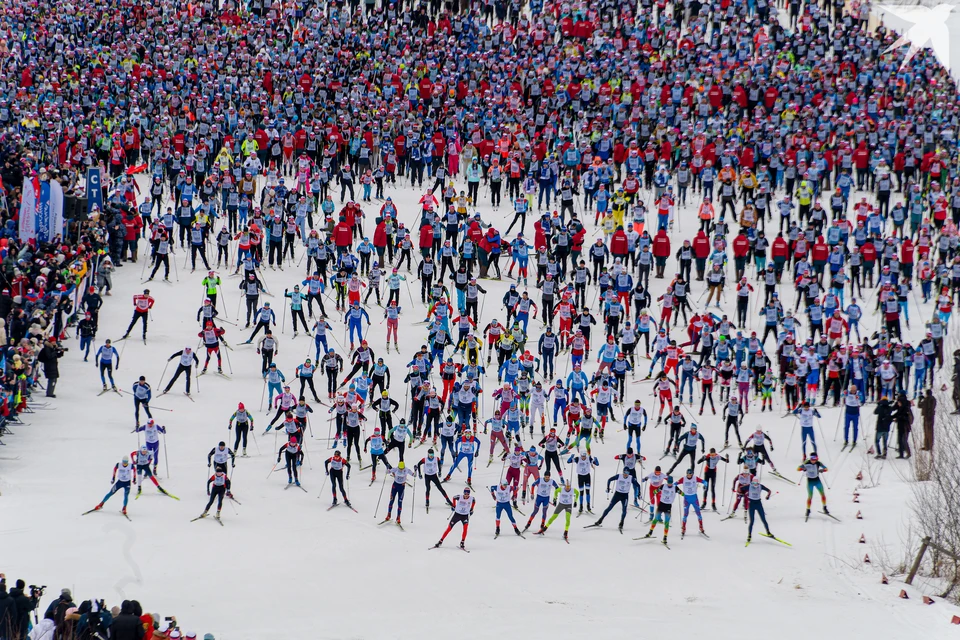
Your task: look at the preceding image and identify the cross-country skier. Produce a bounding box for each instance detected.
[277,436,304,486]
[590,467,639,532]
[490,481,523,537]
[122,289,154,341]
[798,452,830,519]
[162,347,200,395]
[134,419,165,473]
[131,446,175,499]
[323,450,352,508]
[538,478,579,541]
[88,456,135,516]
[199,470,232,522]
[94,339,120,391]
[382,461,414,525]
[416,448,452,511]
[433,487,475,550]
[228,403,254,456]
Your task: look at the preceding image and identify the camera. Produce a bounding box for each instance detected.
[29,585,46,598]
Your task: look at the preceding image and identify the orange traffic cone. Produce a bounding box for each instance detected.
[881,575,888,584]
[899,590,909,599]
[859,534,866,543]
[923,596,935,605]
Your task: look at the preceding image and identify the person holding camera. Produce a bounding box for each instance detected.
[37,336,65,398]
[5,579,39,640]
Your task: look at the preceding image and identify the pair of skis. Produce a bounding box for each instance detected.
[81,508,131,522]
[326,501,359,513]
[190,513,224,526]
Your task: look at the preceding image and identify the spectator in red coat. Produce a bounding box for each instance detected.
[333,216,353,254]
[692,229,711,280]
[652,229,671,278]
[610,225,629,260]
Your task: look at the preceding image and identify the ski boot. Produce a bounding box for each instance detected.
[122,506,127,515]
[242,448,247,456]
[459,541,466,549]
[514,526,522,536]
[495,526,501,536]
[202,367,208,374]
[94,502,104,511]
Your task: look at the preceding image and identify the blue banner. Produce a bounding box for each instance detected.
[86,167,103,216]
[37,180,51,242]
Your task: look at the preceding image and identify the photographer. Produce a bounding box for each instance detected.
[8,580,39,640]
[37,337,65,398]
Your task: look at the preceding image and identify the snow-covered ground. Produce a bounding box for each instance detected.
[0,174,957,640]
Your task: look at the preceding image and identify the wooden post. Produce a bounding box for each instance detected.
[906,537,931,586]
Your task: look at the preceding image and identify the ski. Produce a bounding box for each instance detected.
[662,541,671,549]
[97,389,111,396]
[459,546,470,553]
[122,512,132,521]
[699,531,710,539]
[768,470,798,485]
[81,508,100,515]
[378,517,393,526]
[217,373,232,380]
[214,515,224,526]
[159,489,180,501]
[583,523,602,529]
[184,394,196,402]
[327,503,340,511]
[819,510,841,522]
[759,533,792,546]
[190,514,207,522]
[720,513,740,521]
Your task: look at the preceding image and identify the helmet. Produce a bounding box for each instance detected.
[238,403,245,410]
[398,461,406,470]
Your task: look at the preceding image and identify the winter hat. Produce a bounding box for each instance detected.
[60,588,72,599]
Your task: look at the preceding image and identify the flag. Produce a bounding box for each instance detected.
[18,177,37,242]
[36,179,64,242]
[86,167,103,216]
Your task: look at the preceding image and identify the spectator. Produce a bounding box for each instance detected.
[0,580,17,640]
[8,580,37,640]
[110,601,144,640]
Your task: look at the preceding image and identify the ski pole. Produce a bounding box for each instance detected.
[162,431,171,478]
[373,472,388,519]
[267,461,280,479]
[721,458,728,508]
[249,424,262,455]
[318,466,329,499]
[222,343,235,375]
[157,360,171,391]
[411,475,417,524]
